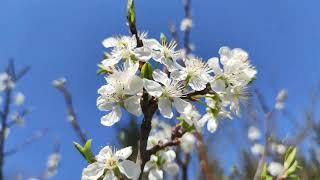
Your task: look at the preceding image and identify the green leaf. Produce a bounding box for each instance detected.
[286,160,298,176]
[140,62,153,79]
[74,139,96,164]
[261,163,273,180]
[127,0,135,26]
[284,147,297,170]
[160,33,167,45]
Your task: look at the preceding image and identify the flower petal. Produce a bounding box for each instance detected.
[152,69,171,87]
[207,118,218,133]
[124,96,142,116]
[118,160,141,179]
[148,169,163,180]
[173,97,192,114]
[164,163,179,175]
[101,106,122,126]
[115,146,132,160]
[143,79,163,97]
[81,162,105,180]
[125,76,143,95]
[207,57,223,75]
[210,79,226,93]
[96,146,113,162]
[161,150,176,162]
[158,98,173,118]
[197,113,210,128]
[101,56,121,67]
[102,37,117,48]
[102,171,117,180]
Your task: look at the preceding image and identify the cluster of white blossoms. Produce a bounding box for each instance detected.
[144,150,179,180]
[97,34,257,133]
[82,146,140,180]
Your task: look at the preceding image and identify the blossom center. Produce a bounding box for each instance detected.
[105,157,119,170]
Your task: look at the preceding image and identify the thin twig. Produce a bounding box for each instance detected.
[4,128,48,157]
[54,82,87,144]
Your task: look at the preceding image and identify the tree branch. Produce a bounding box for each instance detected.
[54,81,87,144]
[4,128,48,157]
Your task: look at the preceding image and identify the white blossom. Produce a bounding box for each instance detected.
[180,132,196,153]
[180,18,193,31]
[97,62,143,126]
[144,150,179,180]
[0,72,15,91]
[46,153,61,177]
[14,92,25,106]
[147,117,172,150]
[10,112,25,126]
[171,57,212,91]
[143,69,192,118]
[275,89,288,110]
[251,143,264,156]
[198,95,232,133]
[248,126,261,141]
[276,144,286,155]
[151,40,182,72]
[102,34,158,67]
[82,146,140,180]
[180,105,201,128]
[52,78,66,88]
[267,162,284,177]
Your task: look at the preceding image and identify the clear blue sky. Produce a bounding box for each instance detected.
[0,0,319,179]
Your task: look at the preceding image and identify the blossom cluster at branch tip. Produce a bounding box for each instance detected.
[97,33,257,134]
[82,146,140,180]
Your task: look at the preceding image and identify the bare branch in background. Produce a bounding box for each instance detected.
[53,79,87,144]
[4,128,48,157]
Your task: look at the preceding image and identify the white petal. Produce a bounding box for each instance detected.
[96,146,113,162]
[102,37,117,48]
[134,47,152,62]
[125,76,143,95]
[210,79,226,93]
[161,150,176,162]
[97,96,113,111]
[143,79,163,97]
[170,70,188,81]
[232,48,248,62]
[115,146,132,160]
[118,160,141,179]
[152,69,171,87]
[98,84,115,95]
[197,113,211,128]
[81,162,105,180]
[148,169,163,180]
[158,98,173,118]
[207,118,218,133]
[102,171,117,180]
[102,56,121,67]
[162,58,178,72]
[124,96,142,116]
[101,106,122,126]
[144,161,154,172]
[207,57,223,74]
[189,76,208,91]
[164,163,179,175]
[173,97,192,114]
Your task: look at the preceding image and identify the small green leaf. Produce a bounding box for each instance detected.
[160,33,167,45]
[286,160,298,176]
[74,139,96,164]
[127,0,135,26]
[177,117,195,132]
[140,62,153,80]
[284,147,297,170]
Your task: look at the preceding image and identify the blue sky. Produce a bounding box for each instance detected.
[0,0,320,179]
